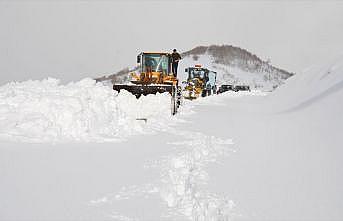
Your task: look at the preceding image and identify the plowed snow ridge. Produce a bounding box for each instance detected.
[0,78,173,142]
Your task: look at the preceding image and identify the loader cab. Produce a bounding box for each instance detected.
[188,68,206,80]
[185,67,217,86]
[183,65,217,98]
[136,52,171,75]
[184,67,208,89]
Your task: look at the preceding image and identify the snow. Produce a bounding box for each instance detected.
[269,54,343,111]
[1,57,343,220]
[0,78,174,143]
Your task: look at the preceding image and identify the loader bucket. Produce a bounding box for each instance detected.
[113,84,173,98]
[113,84,180,115]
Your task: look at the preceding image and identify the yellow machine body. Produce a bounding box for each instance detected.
[130,52,178,86]
[113,52,181,115]
[184,78,205,100]
[183,65,217,100]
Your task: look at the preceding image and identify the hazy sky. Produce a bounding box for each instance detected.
[0,0,343,84]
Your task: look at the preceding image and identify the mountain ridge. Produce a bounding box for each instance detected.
[182,45,292,77]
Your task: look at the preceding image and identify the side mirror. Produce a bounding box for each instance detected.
[185,68,188,72]
[137,55,141,63]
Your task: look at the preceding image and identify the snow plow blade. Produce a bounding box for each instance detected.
[113,84,180,115]
[113,84,173,98]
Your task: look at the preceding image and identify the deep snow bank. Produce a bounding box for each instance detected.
[0,78,172,142]
[270,54,343,111]
[204,56,343,220]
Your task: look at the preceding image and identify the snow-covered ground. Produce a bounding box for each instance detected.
[1,57,343,220]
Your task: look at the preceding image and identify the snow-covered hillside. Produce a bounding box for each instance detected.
[0,56,342,221]
[180,45,293,91]
[96,45,294,91]
[270,54,343,110]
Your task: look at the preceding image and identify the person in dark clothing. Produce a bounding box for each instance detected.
[144,57,155,81]
[171,49,181,77]
[145,57,155,73]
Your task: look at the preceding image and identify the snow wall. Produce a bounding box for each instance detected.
[0,78,173,142]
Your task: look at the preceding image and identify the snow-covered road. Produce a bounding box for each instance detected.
[1,57,343,221]
[91,126,238,221]
[0,87,254,220]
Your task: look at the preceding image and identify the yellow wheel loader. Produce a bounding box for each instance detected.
[183,65,217,100]
[113,52,181,115]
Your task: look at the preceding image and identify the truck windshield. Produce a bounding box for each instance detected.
[143,54,169,73]
[189,69,206,79]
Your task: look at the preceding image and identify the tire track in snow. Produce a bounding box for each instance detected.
[90,128,239,221]
[159,129,238,221]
